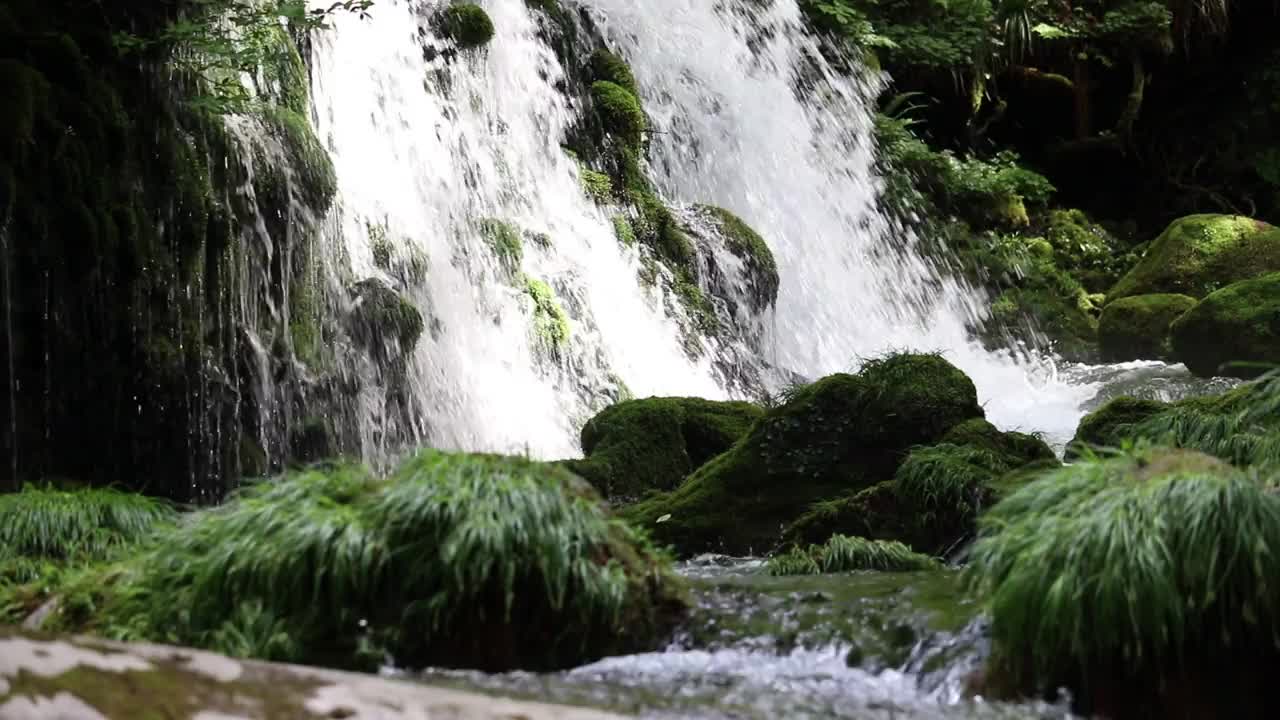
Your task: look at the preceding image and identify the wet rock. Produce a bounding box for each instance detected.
[0,629,625,719]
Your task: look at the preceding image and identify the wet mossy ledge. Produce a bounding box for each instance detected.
[619,353,1055,557]
[1,452,687,673]
[968,447,1280,718]
[562,397,764,501]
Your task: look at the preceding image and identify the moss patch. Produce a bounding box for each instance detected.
[1170,272,1280,378]
[1108,214,1280,301]
[591,81,646,150]
[1098,293,1197,362]
[622,354,984,556]
[563,397,763,501]
[694,205,780,310]
[523,276,571,350]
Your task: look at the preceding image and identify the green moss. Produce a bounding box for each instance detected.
[1097,293,1197,362]
[1067,396,1170,459]
[622,354,984,556]
[565,397,763,501]
[438,3,496,48]
[674,279,719,337]
[768,535,938,576]
[612,214,637,246]
[579,165,614,202]
[589,49,638,95]
[696,205,780,310]
[591,80,646,149]
[262,25,309,115]
[260,107,337,214]
[479,218,524,274]
[349,278,424,356]
[1170,272,1280,378]
[940,418,1056,466]
[968,448,1280,716]
[368,221,393,270]
[522,276,571,350]
[1108,214,1280,301]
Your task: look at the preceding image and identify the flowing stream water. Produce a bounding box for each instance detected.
[304,0,1231,714]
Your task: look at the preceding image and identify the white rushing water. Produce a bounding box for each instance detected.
[309,0,1100,457]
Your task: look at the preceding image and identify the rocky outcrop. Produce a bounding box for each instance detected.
[0,629,623,719]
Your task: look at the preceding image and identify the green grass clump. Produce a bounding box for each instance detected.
[968,447,1280,713]
[79,454,682,672]
[768,535,938,576]
[1072,372,1280,469]
[579,166,614,202]
[0,486,175,564]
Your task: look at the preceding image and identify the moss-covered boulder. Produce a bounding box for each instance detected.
[1108,214,1280,302]
[621,354,984,555]
[437,4,496,48]
[1066,396,1170,459]
[1170,272,1280,378]
[21,453,686,673]
[563,397,763,502]
[782,426,1059,555]
[1097,293,1197,362]
[691,205,780,311]
[969,447,1280,717]
[349,278,425,358]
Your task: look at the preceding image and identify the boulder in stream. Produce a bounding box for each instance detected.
[622,353,985,556]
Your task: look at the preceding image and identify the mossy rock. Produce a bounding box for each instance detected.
[348,278,425,357]
[1067,396,1170,459]
[437,4,496,48]
[784,425,1058,555]
[621,354,984,556]
[591,80,646,149]
[28,453,686,673]
[692,205,780,311]
[1097,293,1197,362]
[1108,214,1280,301]
[1170,273,1280,378]
[588,49,637,95]
[562,397,764,502]
[969,447,1280,717]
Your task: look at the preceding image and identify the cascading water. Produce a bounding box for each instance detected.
[585,0,1099,444]
[310,0,730,462]
[309,0,1105,459]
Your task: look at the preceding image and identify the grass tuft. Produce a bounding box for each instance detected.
[967,446,1280,708]
[0,486,175,563]
[768,535,938,576]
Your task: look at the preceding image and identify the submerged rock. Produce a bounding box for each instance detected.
[1170,272,1280,378]
[1097,293,1197,362]
[623,354,984,556]
[0,629,625,719]
[1108,214,1280,301]
[563,397,763,502]
[968,447,1280,718]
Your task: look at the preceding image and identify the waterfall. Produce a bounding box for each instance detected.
[308,0,1097,458]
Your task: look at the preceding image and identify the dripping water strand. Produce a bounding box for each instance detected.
[1,208,16,488]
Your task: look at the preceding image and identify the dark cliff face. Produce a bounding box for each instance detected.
[0,1,336,500]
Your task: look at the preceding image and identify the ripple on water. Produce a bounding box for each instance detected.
[415,558,1078,719]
